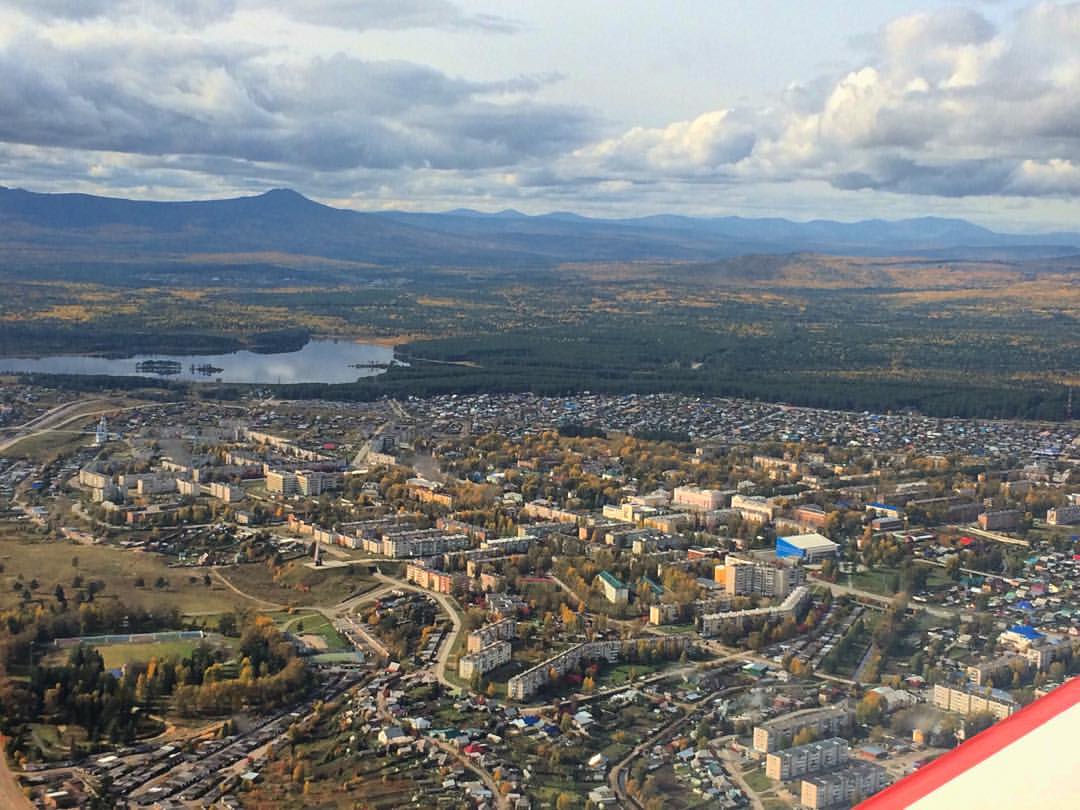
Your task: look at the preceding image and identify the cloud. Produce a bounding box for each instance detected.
[0,25,591,174]
[2,0,1080,220]
[578,3,1080,200]
[0,0,518,32]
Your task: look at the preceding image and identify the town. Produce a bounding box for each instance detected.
[0,384,1078,810]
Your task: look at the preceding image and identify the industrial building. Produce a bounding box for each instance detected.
[775,533,839,563]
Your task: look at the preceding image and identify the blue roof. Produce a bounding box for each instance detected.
[1008,624,1043,640]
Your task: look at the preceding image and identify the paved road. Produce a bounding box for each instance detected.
[814,577,956,620]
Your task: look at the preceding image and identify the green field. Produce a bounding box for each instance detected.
[42,637,223,669]
[275,610,350,652]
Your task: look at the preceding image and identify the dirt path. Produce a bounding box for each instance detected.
[211,568,286,610]
[0,738,33,810]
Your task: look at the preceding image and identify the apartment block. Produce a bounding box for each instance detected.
[208,482,244,503]
[458,640,512,680]
[978,509,1022,532]
[78,469,111,490]
[753,705,853,753]
[801,762,890,809]
[701,586,810,636]
[508,640,622,701]
[467,618,517,653]
[719,555,805,597]
[766,738,849,781]
[1047,504,1080,526]
[932,684,1016,721]
[731,494,776,524]
[265,470,298,496]
[597,570,629,604]
[672,486,731,512]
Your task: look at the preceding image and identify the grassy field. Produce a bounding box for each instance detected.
[0,531,252,614]
[41,637,230,669]
[275,611,350,652]
[219,560,380,609]
[4,429,94,462]
[743,766,774,793]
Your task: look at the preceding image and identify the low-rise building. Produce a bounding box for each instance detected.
[597,570,629,604]
[775,533,839,563]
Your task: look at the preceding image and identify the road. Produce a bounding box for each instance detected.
[375,660,507,809]
[814,577,956,620]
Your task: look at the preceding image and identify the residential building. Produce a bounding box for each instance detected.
[718,554,806,597]
[265,469,298,496]
[672,486,730,512]
[701,587,810,635]
[753,705,853,753]
[1047,505,1080,526]
[766,738,849,781]
[801,761,890,809]
[208,482,244,503]
[932,684,1017,721]
[467,618,517,653]
[731,494,775,524]
[458,640,512,680]
[597,570,629,604]
[978,510,1022,532]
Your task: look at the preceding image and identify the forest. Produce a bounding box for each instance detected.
[1,253,1076,420]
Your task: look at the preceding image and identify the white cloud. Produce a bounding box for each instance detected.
[580,3,1080,200]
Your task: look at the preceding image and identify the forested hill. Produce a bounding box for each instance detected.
[2,185,1080,267]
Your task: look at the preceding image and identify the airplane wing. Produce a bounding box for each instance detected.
[858,677,1080,809]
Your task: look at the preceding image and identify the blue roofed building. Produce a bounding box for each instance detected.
[776,533,839,563]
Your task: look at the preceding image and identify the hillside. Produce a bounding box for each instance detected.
[3,186,1080,268]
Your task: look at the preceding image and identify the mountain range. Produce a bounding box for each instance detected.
[2,185,1079,266]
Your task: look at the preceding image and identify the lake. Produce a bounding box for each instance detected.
[0,339,396,384]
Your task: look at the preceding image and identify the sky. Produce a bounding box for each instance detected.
[2,0,1080,229]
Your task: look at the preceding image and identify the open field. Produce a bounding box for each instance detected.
[0,530,253,614]
[41,637,231,669]
[273,611,350,652]
[218,559,380,609]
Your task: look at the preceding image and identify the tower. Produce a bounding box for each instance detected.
[94,416,107,446]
